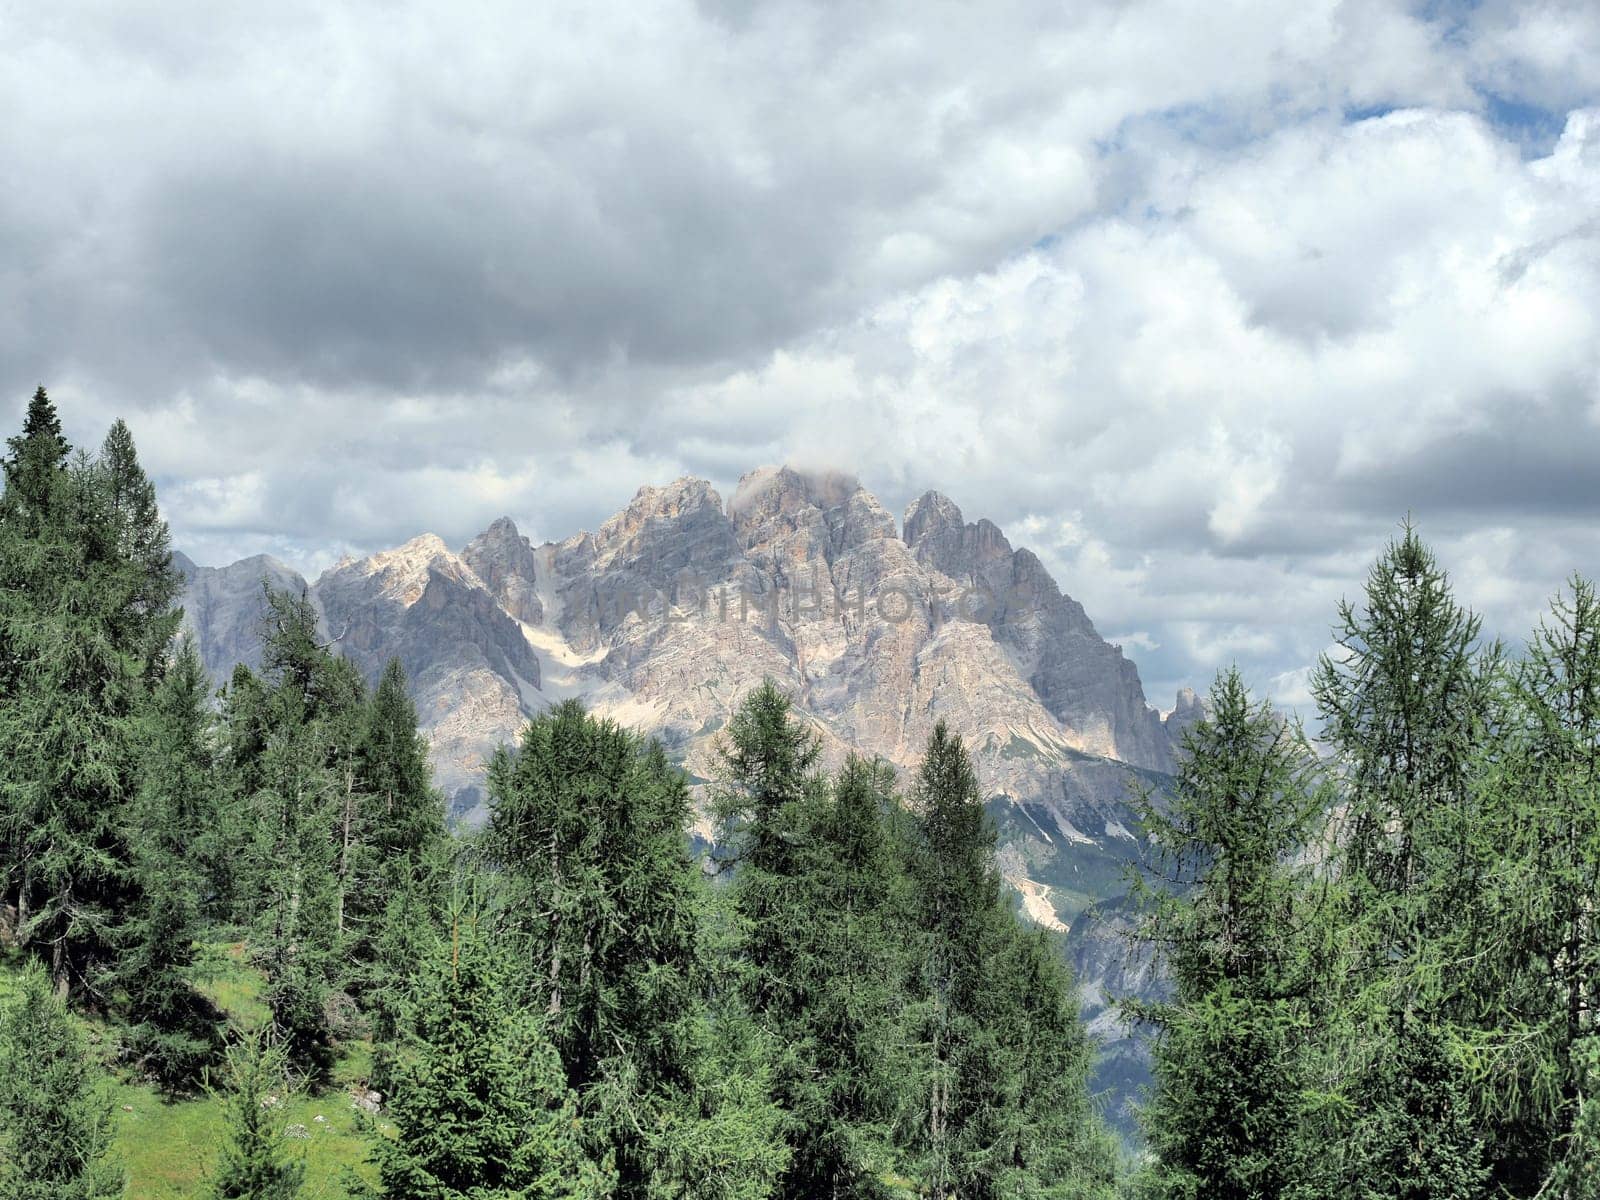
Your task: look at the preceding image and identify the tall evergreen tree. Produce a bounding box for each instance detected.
[375,895,611,1200]
[0,386,70,525]
[346,658,446,985]
[778,755,917,1198]
[360,658,444,869]
[903,721,1016,1200]
[0,402,181,995]
[1463,576,1600,1191]
[491,698,786,1198]
[1310,524,1492,1197]
[987,924,1119,1200]
[239,586,359,1081]
[0,388,71,952]
[0,961,124,1199]
[207,1031,305,1200]
[1129,669,1325,1200]
[713,683,898,1197]
[93,419,181,676]
[116,636,224,1090]
[713,678,821,879]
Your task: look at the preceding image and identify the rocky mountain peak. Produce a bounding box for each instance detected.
[583,476,739,578]
[328,533,462,607]
[731,466,897,575]
[462,516,543,625]
[902,489,963,544]
[175,468,1197,1136]
[618,476,724,526]
[903,490,1015,581]
[730,465,858,517]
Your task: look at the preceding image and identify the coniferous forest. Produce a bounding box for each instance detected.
[4,387,1600,1199]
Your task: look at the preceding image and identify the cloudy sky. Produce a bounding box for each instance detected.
[4,0,1598,709]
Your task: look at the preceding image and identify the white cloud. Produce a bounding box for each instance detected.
[3,0,1598,708]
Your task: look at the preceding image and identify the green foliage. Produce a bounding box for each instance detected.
[1307,525,1493,1197]
[0,960,124,1200]
[117,637,225,1090]
[374,899,611,1199]
[1129,669,1324,1200]
[491,699,786,1198]
[897,720,1117,1200]
[207,1030,306,1200]
[230,588,365,1083]
[0,398,182,997]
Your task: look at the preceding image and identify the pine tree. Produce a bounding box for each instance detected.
[364,865,441,1099]
[207,1030,305,1200]
[714,678,821,879]
[490,702,703,1183]
[986,925,1120,1200]
[117,637,224,1090]
[375,896,611,1199]
[788,755,916,1197]
[712,679,823,1024]
[1,386,70,525]
[360,658,444,870]
[0,961,124,1199]
[1464,576,1600,1191]
[0,388,71,955]
[1129,668,1325,1200]
[93,419,181,677]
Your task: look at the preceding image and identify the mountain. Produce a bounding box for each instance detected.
[174,466,1196,1128]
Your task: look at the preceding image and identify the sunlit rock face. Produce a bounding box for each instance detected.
[179,466,1192,853]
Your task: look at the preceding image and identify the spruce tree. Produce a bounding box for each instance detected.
[240,587,358,1082]
[0,961,124,1199]
[0,404,181,995]
[713,678,821,879]
[785,755,916,1197]
[1467,576,1600,1191]
[1,386,70,525]
[490,698,786,1197]
[347,658,445,985]
[903,721,1010,1200]
[1129,668,1325,1200]
[714,682,891,1197]
[94,419,181,676]
[360,658,444,870]
[117,637,224,1090]
[207,1030,305,1200]
[0,388,71,953]
[375,896,611,1199]
[987,924,1119,1200]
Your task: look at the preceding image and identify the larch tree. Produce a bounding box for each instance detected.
[1310,524,1492,1198]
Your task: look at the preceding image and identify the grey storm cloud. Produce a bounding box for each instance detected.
[3,0,1600,714]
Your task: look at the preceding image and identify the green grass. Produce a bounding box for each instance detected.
[1,943,385,1199]
[193,940,271,1032]
[111,1072,386,1200]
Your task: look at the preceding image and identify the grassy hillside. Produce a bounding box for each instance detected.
[1,945,386,1199]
